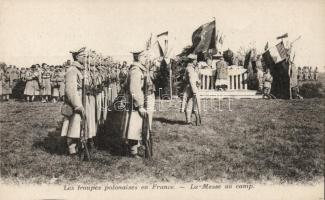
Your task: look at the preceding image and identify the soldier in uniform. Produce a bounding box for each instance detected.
[302,66,307,80]
[0,64,4,100]
[51,67,61,102]
[109,64,119,105]
[256,57,264,93]
[2,65,11,101]
[214,53,229,90]
[10,66,20,99]
[297,66,302,81]
[58,66,66,101]
[119,61,128,92]
[308,67,312,80]
[289,61,302,99]
[122,50,149,158]
[60,47,86,155]
[181,54,201,125]
[41,64,52,103]
[263,68,273,99]
[24,65,41,102]
[314,67,318,80]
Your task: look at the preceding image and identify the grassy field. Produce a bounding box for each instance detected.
[0,96,324,185]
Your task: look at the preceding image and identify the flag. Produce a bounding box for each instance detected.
[157,31,168,56]
[157,31,168,38]
[157,41,165,57]
[262,41,289,65]
[276,33,288,40]
[146,34,152,50]
[219,34,223,45]
[191,20,216,54]
[275,41,288,60]
[264,42,269,51]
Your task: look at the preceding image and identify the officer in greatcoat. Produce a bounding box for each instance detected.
[41,64,52,103]
[181,54,201,125]
[121,50,149,158]
[60,47,86,155]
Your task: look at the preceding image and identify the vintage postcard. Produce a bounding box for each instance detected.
[0,0,324,199]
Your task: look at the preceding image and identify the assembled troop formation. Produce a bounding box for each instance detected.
[0,60,129,102]
[59,47,157,159]
[297,66,319,81]
[0,44,321,159]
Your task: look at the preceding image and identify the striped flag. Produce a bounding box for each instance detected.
[275,41,288,60]
[263,41,289,65]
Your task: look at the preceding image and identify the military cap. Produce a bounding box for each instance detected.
[70,47,87,58]
[131,50,144,61]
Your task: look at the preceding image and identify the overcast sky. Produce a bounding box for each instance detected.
[0,0,324,70]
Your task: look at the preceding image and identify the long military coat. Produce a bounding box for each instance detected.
[41,69,52,95]
[121,62,146,141]
[181,63,201,113]
[24,70,40,96]
[1,69,11,95]
[61,63,83,138]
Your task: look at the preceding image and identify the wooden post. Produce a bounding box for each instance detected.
[169,62,172,99]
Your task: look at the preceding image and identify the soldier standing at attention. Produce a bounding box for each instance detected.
[57,66,66,101]
[314,67,318,80]
[308,67,312,80]
[289,61,301,99]
[263,68,273,99]
[60,47,86,155]
[10,66,19,99]
[119,61,128,92]
[41,64,53,103]
[181,54,201,125]
[0,64,4,100]
[302,66,307,81]
[214,52,229,90]
[2,65,11,101]
[24,65,39,102]
[297,66,302,81]
[122,50,149,158]
[51,67,61,103]
[256,57,264,93]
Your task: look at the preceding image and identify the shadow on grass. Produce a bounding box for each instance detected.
[32,126,67,155]
[96,110,127,157]
[32,111,128,157]
[153,117,187,125]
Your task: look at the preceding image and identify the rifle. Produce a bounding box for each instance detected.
[79,51,91,161]
[193,94,201,126]
[142,114,152,159]
[142,73,153,159]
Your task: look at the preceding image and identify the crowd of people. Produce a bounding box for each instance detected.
[0,60,129,102]
[298,66,319,81]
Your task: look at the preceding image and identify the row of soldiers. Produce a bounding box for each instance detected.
[298,66,318,81]
[60,47,158,158]
[0,64,66,102]
[0,61,130,103]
